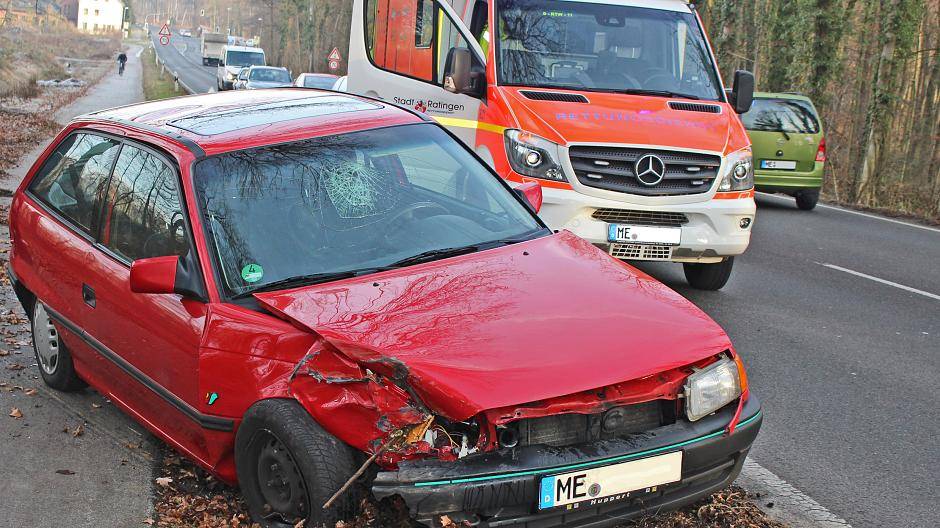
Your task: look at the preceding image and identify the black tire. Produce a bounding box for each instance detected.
[683,257,735,291]
[795,189,820,211]
[31,303,85,392]
[236,399,361,527]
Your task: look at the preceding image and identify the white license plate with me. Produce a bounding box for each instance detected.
[608,224,681,245]
[538,451,683,510]
[760,160,797,170]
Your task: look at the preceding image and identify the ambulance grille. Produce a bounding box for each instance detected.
[610,244,674,261]
[569,146,721,196]
[592,209,690,227]
[511,402,666,448]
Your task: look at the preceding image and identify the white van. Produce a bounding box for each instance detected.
[216,45,266,91]
[346,0,757,290]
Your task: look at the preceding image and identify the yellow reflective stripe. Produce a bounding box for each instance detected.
[432,116,506,135]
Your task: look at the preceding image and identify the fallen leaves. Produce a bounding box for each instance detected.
[9,407,22,418]
[24,388,37,396]
[71,423,85,437]
[55,469,75,475]
[6,363,26,371]
[155,477,173,488]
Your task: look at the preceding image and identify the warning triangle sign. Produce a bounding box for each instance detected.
[159,24,171,37]
[328,48,342,62]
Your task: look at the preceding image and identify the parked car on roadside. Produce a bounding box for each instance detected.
[294,72,340,89]
[742,92,826,210]
[235,66,292,90]
[232,67,250,90]
[7,90,761,528]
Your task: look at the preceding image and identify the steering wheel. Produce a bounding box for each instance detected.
[643,68,678,91]
[142,217,187,258]
[385,202,449,227]
[382,202,449,245]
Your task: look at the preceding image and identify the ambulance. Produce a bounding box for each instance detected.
[346,0,756,290]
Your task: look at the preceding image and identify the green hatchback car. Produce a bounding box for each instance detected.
[741,92,826,210]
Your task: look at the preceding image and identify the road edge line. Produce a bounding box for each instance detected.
[755,192,940,234]
[738,459,853,528]
[819,263,940,301]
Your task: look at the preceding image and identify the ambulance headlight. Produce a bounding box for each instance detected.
[505,129,566,182]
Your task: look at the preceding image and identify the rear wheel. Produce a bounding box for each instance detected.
[684,257,734,291]
[32,303,85,392]
[795,189,820,211]
[236,399,361,527]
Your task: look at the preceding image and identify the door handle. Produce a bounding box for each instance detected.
[82,284,96,308]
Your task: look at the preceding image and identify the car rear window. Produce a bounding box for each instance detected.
[741,98,820,134]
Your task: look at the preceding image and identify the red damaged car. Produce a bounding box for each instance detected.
[7,90,761,527]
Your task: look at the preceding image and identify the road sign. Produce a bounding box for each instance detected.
[328,47,342,71]
[159,23,171,45]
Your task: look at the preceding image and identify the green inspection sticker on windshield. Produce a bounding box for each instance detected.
[241,264,264,283]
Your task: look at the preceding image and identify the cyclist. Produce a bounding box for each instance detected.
[117,52,128,75]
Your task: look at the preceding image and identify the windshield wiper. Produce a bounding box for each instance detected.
[389,229,549,268]
[617,88,701,100]
[235,267,393,298]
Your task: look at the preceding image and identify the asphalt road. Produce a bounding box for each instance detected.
[58,40,940,528]
[149,30,217,94]
[635,195,939,528]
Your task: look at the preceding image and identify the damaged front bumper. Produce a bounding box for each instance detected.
[373,396,762,527]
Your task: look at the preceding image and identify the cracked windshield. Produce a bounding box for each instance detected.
[194,123,541,296]
[495,0,723,100]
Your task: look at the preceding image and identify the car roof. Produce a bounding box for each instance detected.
[248,65,287,71]
[80,89,429,157]
[223,45,263,53]
[754,91,814,102]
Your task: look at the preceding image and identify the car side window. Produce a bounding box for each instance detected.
[29,133,121,234]
[434,8,475,86]
[366,0,434,82]
[100,144,190,262]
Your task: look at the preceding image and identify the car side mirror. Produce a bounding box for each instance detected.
[513,181,543,214]
[730,70,754,114]
[130,252,208,300]
[443,47,484,98]
[130,256,178,295]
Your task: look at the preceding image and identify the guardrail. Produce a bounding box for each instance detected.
[150,41,196,95]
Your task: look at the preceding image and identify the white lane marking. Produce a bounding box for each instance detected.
[135,48,143,58]
[820,263,940,301]
[756,192,940,234]
[739,459,852,528]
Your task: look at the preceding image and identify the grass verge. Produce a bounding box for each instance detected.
[142,47,183,102]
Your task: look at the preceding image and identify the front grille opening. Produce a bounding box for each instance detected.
[592,208,690,227]
[610,243,673,261]
[520,90,589,103]
[569,146,721,196]
[668,101,722,114]
[503,401,674,449]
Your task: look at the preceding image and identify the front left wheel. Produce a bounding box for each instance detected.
[236,399,361,527]
[683,257,735,291]
[31,303,85,392]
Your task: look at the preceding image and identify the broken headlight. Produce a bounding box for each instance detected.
[684,357,742,421]
[504,129,566,182]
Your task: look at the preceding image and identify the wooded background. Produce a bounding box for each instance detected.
[152,0,939,220]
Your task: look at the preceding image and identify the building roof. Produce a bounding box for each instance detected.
[81,89,428,156]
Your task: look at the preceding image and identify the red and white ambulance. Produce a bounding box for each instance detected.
[347,0,756,290]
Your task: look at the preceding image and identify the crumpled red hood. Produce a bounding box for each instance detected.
[255,232,731,420]
[501,87,733,153]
